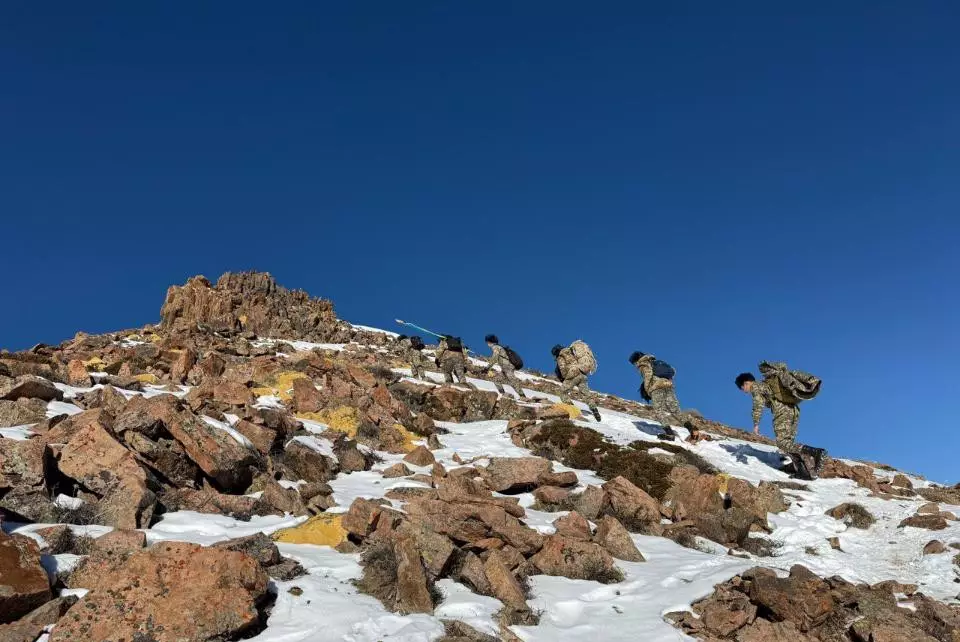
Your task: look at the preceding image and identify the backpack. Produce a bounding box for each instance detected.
[445,336,463,352]
[504,346,524,370]
[652,359,676,379]
[759,361,821,405]
[569,340,597,375]
[409,336,425,350]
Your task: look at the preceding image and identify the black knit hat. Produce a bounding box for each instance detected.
[397,334,408,342]
[628,351,644,365]
[551,344,563,358]
[735,372,756,389]
[485,334,499,344]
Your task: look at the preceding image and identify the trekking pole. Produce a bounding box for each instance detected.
[395,319,476,356]
[395,319,444,339]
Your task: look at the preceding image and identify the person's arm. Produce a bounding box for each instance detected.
[751,387,765,434]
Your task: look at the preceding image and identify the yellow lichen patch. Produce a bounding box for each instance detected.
[134,373,159,384]
[253,370,309,401]
[272,514,347,547]
[296,406,360,437]
[145,332,163,343]
[550,403,583,420]
[83,357,108,371]
[126,334,143,342]
[393,423,417,453]
[239,314,248,327]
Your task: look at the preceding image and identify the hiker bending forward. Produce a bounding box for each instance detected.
[629,352,684,435]
[552,342,601,421]
[736,370,799,453]
[484,334,527,399]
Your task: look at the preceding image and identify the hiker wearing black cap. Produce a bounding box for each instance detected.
[483,335,527,399]
[629,352,685,439]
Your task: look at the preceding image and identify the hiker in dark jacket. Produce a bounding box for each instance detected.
[483,334,527,399]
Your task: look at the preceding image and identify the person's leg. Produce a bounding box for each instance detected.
[649,388,678,437]
[503,365,526,398]
[559,375,577,403]
[772,403,800,454]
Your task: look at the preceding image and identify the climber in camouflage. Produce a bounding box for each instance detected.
[396,335,428,381]
[736,372,799,453]
[483,335,527,399]
[436,336,474,388]
[552,344,602,421]
[629,352,683,439]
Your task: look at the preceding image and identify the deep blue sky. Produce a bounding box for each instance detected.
[3,3,958,481]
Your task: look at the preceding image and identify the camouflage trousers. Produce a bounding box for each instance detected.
[440,355,472,387]
[771,400,800,453]
[559,372,589,402]
[495,364,527,398]
[408,352,427,380]
[649,386,682,429]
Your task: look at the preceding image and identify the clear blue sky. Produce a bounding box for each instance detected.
[3,3,958,482]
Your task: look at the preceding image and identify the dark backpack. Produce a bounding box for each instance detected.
[446,336,463,352]
[504,346,524,370]
[410,336,425,350]
[652,359,676,379]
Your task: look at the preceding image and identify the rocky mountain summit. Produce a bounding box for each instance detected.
[1,271,958,641]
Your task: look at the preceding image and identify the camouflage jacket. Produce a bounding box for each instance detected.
[487,344,511,370]
[555,348,581,380]
[750,380,775,425]
[436,339,465,366]
[634,354,674,394]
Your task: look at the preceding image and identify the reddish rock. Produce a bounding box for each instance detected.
[454,552,492,595]
[212,380,256,406]
[342,498,391,538]
[170,348,197,384]
[571,485,605,520]
[0,532,52,624]
[0,375,63,402]
[394,535,434,614]
[90,529,146,556]
[159,486,274,520]
[0,398,47,428]
[291,377,323,413]
[66,359,91,387]
[383,462,413,478]
[262,479,308,515]
[46,410,155,528]
[748,565,835,632]
[530,535,622,583]
[0,437,57,522]
[403,499,544,555]
[403,445,436,467]
[602,476,662,533]
[891,473,913,489]
[533,486,571,507]
[537,470,578,488]
[899,514,948,530]
[233,418,279,455]
[52,541,269,642]
[484,457,551,493]
[483,550,528,611]
[593,515,645,562]
[283,438,338,483]
[0,596,78,642]
[736,619,814,641]
[552,512,592,540]
[923,540,947,555]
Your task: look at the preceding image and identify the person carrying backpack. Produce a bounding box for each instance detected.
[435,335,475,388]
[736,361,824,478]
[628,351,689,440]
[397,334,428,381]
[482,334,527,399]
[551,341,602,421]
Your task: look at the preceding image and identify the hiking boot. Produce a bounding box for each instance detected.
[800,446,826,479]
[590,406,602,422]
[657,433,677,442]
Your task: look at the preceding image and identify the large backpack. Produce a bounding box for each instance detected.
[759,361,821,405]
[445,336,464,352]
[504,346,524,370]
[569,340,597,375]
[652,359,676,379]
[409,336,425,350]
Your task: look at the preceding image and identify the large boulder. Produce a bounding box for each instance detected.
[52,541,270,642]
[114,395,258,491]
[529,535,622,583]
[0,398,47,428]
[0,437,57,522]
[46,410,156,528]
[282,438,338,483]
[158,485,275,520]
[0,532,51,625]
[593,515,645,562]
[0,376,62,402]
[0,595,78,642]
[601,476,662,534]
[483,457,552,493]
[420,387,498,422]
